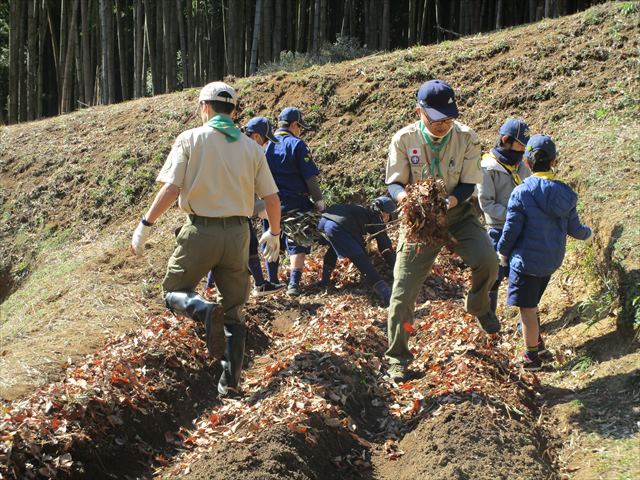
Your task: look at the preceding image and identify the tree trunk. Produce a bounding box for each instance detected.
[176,0,189,87]
[163,0,176,92]
[263,0,273,64]
[143,0,160,93]
[8,0,19,123]
[544,0,552,18]
[115,0,130,100]
[26,0,38,120]
[250,0,263,74]
[420,0,430,44]
[37,0,48,117]
[319,0,326,46]
[408,0,416,45]
[382,0,390,49]
[155,0,164,91]
[496,0,503,29]
[185,0,194,86]
[273,0,282,62]
[133,0,143,97]
[435,0,442,42]
[296,0,306,52]
[286,0,294,51]
[59,0,67,103]
[81,0,94,104]
[17,0,27,120]
[61,0,79,113]
[312,0,320,52]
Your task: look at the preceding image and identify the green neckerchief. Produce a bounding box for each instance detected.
[207,115,241,143]
[418,120,452,178]
[533,171,557,181]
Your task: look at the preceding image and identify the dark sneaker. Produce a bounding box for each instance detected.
[476,311,501,334]
[254,281,286,297]
[537,337,553,359]
[388,364,408,383]
[287,284,301,297]
[518,352,542,371]
[204,304,226,359]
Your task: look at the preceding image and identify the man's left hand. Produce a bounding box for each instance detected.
[498,253,508,267]
[446,195,458,210]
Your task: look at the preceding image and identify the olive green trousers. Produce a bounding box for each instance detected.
[386,203,498,366]
[162,215,251,325]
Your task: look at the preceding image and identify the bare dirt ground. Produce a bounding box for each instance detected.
[1,3,638,479]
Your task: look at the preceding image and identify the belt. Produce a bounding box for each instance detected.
[188,214,247,227]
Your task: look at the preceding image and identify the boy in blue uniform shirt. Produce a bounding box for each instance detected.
[497,135,592,371]
[264,107,325,296]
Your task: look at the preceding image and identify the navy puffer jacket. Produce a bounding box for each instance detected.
[497,175,591,277]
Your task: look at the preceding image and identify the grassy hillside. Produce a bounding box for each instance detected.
[0,1,638,396]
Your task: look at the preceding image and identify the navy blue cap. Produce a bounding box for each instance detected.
[373,196,396,214]
[524,134,556,160]
[499,118,530,146]
[278,107,309,129]
[417,80,458,121]
[244,116,279,144]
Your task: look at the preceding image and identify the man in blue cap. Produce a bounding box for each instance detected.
[263,107,325,296]
[317,196,397,306]
[478,118,531,315]
[384,79,499,382]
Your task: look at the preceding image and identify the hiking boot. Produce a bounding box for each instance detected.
[287,284,301,297]
[518,351,542,372]
[254,281,286,297]
[476,310,501,334]
[164,290,226,359]
[388,364,408,383]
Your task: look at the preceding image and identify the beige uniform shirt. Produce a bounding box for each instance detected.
[386,120,482,195]
[157,125,278,217]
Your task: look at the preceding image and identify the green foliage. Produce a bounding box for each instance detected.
[617,2,638,15]
[258,36,373,75]
[572,355,594,372]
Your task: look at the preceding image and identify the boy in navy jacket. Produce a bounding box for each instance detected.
[497,135,592,371]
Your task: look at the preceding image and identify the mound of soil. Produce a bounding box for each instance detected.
[374,402,554,480]
[182,415,362,480]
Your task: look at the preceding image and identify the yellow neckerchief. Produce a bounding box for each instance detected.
[485,152,522,186]
[532,171,557,181]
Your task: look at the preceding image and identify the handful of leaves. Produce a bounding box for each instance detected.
[401,177,453,246]
[281,210,325,247]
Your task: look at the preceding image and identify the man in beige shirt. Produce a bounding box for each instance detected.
[385,80,499,383]
[131,82,281,396]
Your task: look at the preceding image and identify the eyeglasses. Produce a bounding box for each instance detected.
[424,114,453,126]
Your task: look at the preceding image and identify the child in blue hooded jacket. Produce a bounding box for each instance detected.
[497,135,592,371]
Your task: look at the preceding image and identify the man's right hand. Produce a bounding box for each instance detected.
[131,220,152,256]
[259,230,280,262]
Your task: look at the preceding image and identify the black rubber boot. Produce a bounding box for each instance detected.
[218,324,247,396]
[164,290,226,358]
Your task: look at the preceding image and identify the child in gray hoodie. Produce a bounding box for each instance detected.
[478,119,531,315]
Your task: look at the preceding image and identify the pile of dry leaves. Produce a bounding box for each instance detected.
[401,177,452,246]
[1,250,538,479]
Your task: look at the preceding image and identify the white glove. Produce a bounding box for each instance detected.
[258,209,268,220]
[315,200,326,212]
[497,253,508,267]
[131,220,152,256]
[259,230,280,262]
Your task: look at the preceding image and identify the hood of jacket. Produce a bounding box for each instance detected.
[526,175,577,219]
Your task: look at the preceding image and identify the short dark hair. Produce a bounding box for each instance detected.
[527,149,553,172]
[494,133,514,149]
[204,91,235,115]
